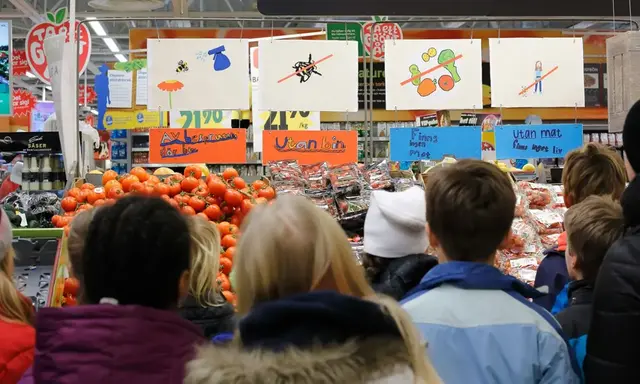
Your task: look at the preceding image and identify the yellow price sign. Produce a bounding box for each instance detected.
[171,110,233,128]
[259,111,318,131]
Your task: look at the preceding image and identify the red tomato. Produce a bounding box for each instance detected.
[254,197,268,205]
[102,170,118,186]
[153,182,170,196]
[224,189,243,207]
[61,197,78,212]
[168,198,180,210]
[168,181,182,197]
[192,185,209,197]
[222,290,236,305]
[218,221,231,236]
[221,234,237,248]
[76,204,93,212]
[181,176,200,193]
[205,196,217,206]
[217,274,231,291]
[229,214,243,226]
[103,180,122,194]
[251,180,267,191]
[196,212,209,221]
[63,278,80,296]
[258,186,276,200]
[147,175,160,185]
[131,167,150,182]
[107,187,125,199]
[228,224,239,234]
[181,205,196,216]
[188,196,206,212]
[240,199,254,215]
[231,177,246,190]
[208,179,227,198]
[206,174,221,185]
[80,183,95,190]
[51,215,62,227]
[223,246,235,261]
[222,168,239,181]
[121,175,140,193]
[66,187,81,199]
[219,257,233,275]
[63,295,78,307]
[184,165,203,179]
[169,173,184,183]
[76,189,90,204]
[130,181,145,194]
[93,199,106,207]
[204,204,222,221]
[86,188,106,204]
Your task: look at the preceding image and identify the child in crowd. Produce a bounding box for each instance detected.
[0,210,34,384]
[179,216,235,338]
[362,186,438,300]
[534,143,626,312]
[30,196,204,384]
[185,195,441,384]
[555,195,624,377]
[401,160,580,383]
[66,208,98,296]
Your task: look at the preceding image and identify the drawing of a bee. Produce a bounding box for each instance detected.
[176,60,189,73]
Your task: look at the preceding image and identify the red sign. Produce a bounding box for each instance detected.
[25,8,92,85]
[11,50,29,76]
[361,22,403,60]
[12,89,37,117]
[149,128,247,164]
[262,130,358,165]
[78,85,96,104]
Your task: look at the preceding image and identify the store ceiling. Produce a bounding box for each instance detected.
[1,0,637,101]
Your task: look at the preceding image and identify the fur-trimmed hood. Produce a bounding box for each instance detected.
[185,337,415,383]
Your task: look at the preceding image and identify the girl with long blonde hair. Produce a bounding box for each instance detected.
[0,209,35,382]
[179,216,235,338]
[185,195,440,384]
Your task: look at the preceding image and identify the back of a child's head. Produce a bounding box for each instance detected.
[0,209,32,324]
[67,208,98,283]
[562,143,627,206]
[82,195,191,309]
[426,160,515,262]
[564,195,624,282]
[187,216,224,307]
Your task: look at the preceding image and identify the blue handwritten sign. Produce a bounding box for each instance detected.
[389,126,482,161]
[495,124,583,159]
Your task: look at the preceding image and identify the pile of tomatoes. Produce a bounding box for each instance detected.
[51,165,277,306]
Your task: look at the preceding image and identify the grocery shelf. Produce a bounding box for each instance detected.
[358,137,389,142]
[131,132,150,137]
[13,228,64,239]
[131,148,149,152]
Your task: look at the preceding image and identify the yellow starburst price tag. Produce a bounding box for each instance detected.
[258,111,319,131]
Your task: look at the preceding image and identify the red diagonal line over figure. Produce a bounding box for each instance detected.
[400,54,463,86]
[278,54,334,83]
[518,66,559,95]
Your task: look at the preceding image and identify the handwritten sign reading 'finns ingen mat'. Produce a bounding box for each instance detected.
[389,127,482,161]
[494,124,583,159]
[149,128,246,164]
[262,131,358,165]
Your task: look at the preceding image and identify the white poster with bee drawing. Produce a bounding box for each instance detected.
[147,38,250,111]
[384,39,483,111]
[258,40,359,112]
[489,38,585,108]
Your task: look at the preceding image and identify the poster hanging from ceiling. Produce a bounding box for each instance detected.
[384,39,483,111]
[0,21,11,116]
[147,38,250,111]
[489,38,585,108]
[12,89,37,117]
[258,40,359,112]
[11,49,28,76]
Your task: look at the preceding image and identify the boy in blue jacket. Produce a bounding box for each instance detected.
[555,195,624,376]
[534,143,627,312]
[402,160,580,384]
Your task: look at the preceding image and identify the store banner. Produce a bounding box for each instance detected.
[389,127,482,161]
[0,21,11,116]
[494,124,583,160]
[0,132,62,153]
[103,110,166,129]
[12,89,37,117]
[11,49,28,76]
[78,84,96,105]
[149,128,246,164]
[262,130,358,165]
[170,109,232,128]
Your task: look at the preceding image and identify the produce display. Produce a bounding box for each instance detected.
[52,166,277,307]
[2,191,61,229]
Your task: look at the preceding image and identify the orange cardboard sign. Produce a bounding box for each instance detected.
[262,130,358,165]
[149,128,246,164]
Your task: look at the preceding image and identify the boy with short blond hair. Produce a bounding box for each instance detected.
[556,195,624,376]
[402,160,579,384]
[534,143,627,311]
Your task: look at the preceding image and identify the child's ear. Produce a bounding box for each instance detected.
[178,270,190,300]
[498,229,513,250]
[426,224,440,248]
[563,194,573,208]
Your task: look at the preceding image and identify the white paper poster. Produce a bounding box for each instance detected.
[384,39,483,110]
[147,38,250,111]
[107,70,133,108]
[489,38,585,108]
[136,68,148,105]
[258,40,359,112]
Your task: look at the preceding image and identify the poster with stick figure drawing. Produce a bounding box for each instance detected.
[147,38,249,111]
[489,38,585,108]
[258,40,359,112]
[384,39,483,111]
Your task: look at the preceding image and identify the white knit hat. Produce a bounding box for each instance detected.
[0,209,12,263]
[363,186,429,258]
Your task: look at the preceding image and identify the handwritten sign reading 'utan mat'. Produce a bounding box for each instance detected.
[262,130,358,165]
[390,126,482,161]
[494,124,583,159]
[149,128,246,164]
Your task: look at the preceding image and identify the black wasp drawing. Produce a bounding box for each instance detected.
[176,60,189,73]
[293,54,322,83]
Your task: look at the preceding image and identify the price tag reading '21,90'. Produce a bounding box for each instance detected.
[389,127,482,162]
[494,124,583,160]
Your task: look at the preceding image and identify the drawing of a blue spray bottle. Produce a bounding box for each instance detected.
[208,45,231,71]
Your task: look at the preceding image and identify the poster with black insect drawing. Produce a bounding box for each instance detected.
[258,40,359,112]
[147,38,250,111]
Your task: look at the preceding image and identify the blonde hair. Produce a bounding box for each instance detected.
[234,195,440,383]
[188,216,225,307]
[67,208,98,282]
[0,247,33,325]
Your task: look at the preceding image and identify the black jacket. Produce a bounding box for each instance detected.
[179,294,236,339]
[556,280,594,339]
[584,178,640,383]
[369,253,438,300]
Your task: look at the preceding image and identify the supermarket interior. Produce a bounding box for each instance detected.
[0,0,636,315]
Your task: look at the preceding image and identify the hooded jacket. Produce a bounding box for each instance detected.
[370,253,438,301]
[555,279,593,377]
[0,319,34,384]
[533,233,570,312]
[179,294,236,339]
[402,262,580,384]
[184,291,425,384]
[26,304,204,384]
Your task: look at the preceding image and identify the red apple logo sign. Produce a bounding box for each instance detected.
[361,22,403,60]
[25,8,92,85]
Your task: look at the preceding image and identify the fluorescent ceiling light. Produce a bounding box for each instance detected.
[25,71,35,78]
[247,31,327,43]
[115,54,128,63]
[571,21,597,29]
[45,86,52,91]
[103,37,120,53]
[90,109,99,115]
[86,17,107,37]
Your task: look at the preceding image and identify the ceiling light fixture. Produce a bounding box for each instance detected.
[114,54,127,63]
[86,17,107,36]
[103,37,120,53]
[25,71,36,78]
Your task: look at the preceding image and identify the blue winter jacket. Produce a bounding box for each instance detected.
[534,247,570,311]
[402,261,580,384]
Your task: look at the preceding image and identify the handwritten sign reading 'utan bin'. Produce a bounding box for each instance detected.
[389,127,482,161]
[149,128,246,164]
[494,124,583,160]
[262,130,358,165]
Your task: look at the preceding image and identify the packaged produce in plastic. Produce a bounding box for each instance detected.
[306,193,339,218]
[300,162,329,192]
[328,163,363,193]
[336,194,369,217]
[515,191,529,217]
[517,181,556,209]
[364,160,393,190]
[267,160,305,184]
[529,209,564,235]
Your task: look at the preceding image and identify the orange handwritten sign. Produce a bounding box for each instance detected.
[262,130,358,165]
[149,128,246,164]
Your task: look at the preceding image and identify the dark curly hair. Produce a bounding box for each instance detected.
[82,195,191,309]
